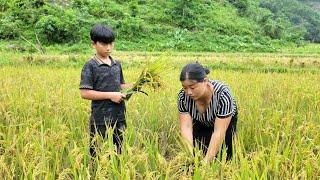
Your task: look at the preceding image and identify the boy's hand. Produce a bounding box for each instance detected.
[120,83,134,89]
[110,92,126,103]
[127,83,134,88]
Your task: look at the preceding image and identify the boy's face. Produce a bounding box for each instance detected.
[92,41,114,57]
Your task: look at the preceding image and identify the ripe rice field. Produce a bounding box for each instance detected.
[0,50,319,179]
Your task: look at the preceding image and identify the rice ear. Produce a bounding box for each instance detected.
[124,59,167,101]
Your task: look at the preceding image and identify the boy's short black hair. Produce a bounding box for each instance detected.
[90,24,115,44]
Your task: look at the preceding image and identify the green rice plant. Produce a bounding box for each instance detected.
[124,59,167,100]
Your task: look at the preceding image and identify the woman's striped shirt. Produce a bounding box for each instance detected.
[177,80,237,127]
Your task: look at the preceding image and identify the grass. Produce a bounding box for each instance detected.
[0,49,319,179]
[280,43,320,55]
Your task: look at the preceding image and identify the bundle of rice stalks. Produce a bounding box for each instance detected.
[124,60,166,100]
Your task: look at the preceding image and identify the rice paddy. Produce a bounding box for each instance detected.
[0,50,319,179]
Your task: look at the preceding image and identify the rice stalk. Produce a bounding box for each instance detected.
[124,59,167,100]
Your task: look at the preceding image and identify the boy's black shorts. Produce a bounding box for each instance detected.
[89,121,126,157]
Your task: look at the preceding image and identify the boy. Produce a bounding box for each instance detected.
[80,24,131,157]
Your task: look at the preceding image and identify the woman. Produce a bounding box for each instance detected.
[177,63,238,162]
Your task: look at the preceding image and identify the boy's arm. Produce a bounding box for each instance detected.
[79,62,125,103]
[80,89,125,103]
[118,62,134,90]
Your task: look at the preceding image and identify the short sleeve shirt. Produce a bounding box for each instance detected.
[80,55,126,125]
[177,80,237,127]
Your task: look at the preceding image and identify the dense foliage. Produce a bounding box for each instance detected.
[0,0,319,52]
[1,50,319,178]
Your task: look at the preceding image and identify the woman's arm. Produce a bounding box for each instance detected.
[179,113,193,153]
[204,116,231,162]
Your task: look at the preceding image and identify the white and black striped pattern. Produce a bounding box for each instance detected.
[178,80,237,127]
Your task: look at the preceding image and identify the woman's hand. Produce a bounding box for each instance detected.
[179,113,193,154]
[201,157,212,165]
[205,116,232,162]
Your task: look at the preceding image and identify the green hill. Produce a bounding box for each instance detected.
[302,0,320,11]
[0,0,319,52]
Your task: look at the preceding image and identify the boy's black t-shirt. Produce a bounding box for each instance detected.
[80,56,126,125]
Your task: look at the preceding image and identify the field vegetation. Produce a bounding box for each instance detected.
[0,45,319,178]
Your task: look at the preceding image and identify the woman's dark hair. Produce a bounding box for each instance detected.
[180,63,210,82]
[90,24,115,44]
